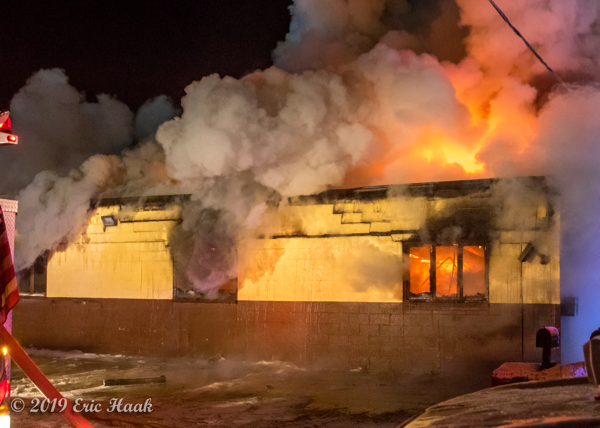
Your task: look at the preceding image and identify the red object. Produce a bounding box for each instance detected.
[6,135,16,143]
[0,363,7,402]
[0,208,91,427]
[0,117,10,132]
[0,324,93,427]
[0,207,19,323]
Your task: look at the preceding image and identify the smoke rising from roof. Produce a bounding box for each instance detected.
[3,0,600,360]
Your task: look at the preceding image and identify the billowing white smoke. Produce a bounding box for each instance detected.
[273,0,468,71]
[455,0,600,362]
[457,0,600,82]
[528,88,600,363]
[5,0,600,359]
[6,71,182,268]
[152,68,378,293]
[15,155,126,270]
[156,71,371,197]
[2,69,133,195]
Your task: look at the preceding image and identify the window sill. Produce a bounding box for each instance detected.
[18,293,47,298]
[406,297,487,304]
[172,297,237,304]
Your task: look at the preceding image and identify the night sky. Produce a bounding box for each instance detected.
[2,1,293,111]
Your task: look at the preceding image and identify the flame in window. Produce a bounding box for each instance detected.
[409,245,431,295]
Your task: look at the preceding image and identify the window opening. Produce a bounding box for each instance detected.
[406,244,486,301]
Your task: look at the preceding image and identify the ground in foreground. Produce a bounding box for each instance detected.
[9,350,489,427]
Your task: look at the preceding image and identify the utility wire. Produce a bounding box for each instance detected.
[487,0,570,91]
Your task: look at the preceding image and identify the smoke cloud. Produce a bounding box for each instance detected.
[4,0,600,359]
[15,155,126,270]
[134,95,180,143]
[2,69,133,195]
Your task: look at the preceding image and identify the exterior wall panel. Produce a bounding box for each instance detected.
[488,243,522,303]
[239,236,403,303]
[47,206,178,299]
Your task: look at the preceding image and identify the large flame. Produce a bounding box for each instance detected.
[340,52,542,188]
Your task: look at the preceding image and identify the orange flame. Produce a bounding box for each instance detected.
[342,57,540,187]
[409,245,485,298]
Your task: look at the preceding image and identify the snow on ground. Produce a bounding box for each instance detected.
[8,349,489,427]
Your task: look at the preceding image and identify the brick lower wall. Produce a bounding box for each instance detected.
[13,298,560,374]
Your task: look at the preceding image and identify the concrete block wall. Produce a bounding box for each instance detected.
[13,298,238,357]
[13,298,560,375]
[236,301,560,374]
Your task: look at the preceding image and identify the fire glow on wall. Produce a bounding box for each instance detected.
[13,177,561,375]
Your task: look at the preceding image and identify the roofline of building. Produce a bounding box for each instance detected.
[90,176,550,209]
[91,194,191,210]
[291,175,549,204]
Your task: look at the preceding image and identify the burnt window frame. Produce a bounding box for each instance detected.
[17,252,49,296]
[403,241,489,302]
[172,276,238,303]
[171,253,238,304]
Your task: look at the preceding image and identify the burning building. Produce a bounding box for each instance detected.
[13,175,560,374]
[7,0,600,368]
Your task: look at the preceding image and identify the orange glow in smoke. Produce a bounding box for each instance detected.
[342,61,539,188]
